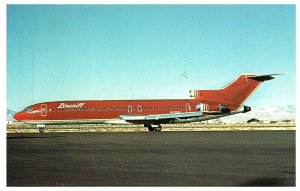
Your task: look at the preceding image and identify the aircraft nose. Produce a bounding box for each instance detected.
[13,112,25,121]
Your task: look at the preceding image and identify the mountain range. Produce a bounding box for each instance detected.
[6,109,16,121]
[7,105,296,123]
[222,105,296,123]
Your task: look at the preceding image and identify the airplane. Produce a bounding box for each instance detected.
[13,73,278,133]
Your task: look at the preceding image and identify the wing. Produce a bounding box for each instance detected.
[120,111,203,124]
[119,106,251,124]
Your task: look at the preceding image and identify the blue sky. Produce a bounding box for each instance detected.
[7,5,295,111]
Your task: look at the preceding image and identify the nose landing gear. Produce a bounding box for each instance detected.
[39,128,45,133]
[37,124,46,133]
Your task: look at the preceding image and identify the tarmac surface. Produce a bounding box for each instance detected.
[7,131,295,186]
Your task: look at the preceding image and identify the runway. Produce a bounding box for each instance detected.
[7,131,295,186]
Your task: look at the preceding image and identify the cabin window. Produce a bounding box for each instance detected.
[128,105,133,113]
[137,105,142,112]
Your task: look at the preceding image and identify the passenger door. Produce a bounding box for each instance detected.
[41,104,47,116]
[185,103,191,112]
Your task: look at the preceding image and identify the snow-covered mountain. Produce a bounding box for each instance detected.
[220,105,296,123]
[6,109,16,121]
[279,105,296,114]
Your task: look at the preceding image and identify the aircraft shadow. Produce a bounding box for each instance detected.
[237,177,290,186]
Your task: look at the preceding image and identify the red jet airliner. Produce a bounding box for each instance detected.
[14,74,277,133]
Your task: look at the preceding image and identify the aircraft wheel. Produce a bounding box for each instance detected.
[39,128,45,133]
[146,124,162,132]
[154,125,162,132]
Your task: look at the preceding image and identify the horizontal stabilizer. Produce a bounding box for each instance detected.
[245,74,281,82]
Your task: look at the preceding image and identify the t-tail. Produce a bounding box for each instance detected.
[190,74,279,111]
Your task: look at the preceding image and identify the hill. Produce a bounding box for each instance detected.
[7,109,16,121]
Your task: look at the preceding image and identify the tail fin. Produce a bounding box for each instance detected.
[190,74,278,110]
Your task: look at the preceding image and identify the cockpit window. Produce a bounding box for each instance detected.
[24,107,33,112]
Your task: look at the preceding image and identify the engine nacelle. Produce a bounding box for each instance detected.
[195,103,231,114]
[243,106,251,113]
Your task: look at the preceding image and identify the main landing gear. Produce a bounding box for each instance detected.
[145,124,162,132]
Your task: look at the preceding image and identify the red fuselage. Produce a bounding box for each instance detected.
[14,98,237,124]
